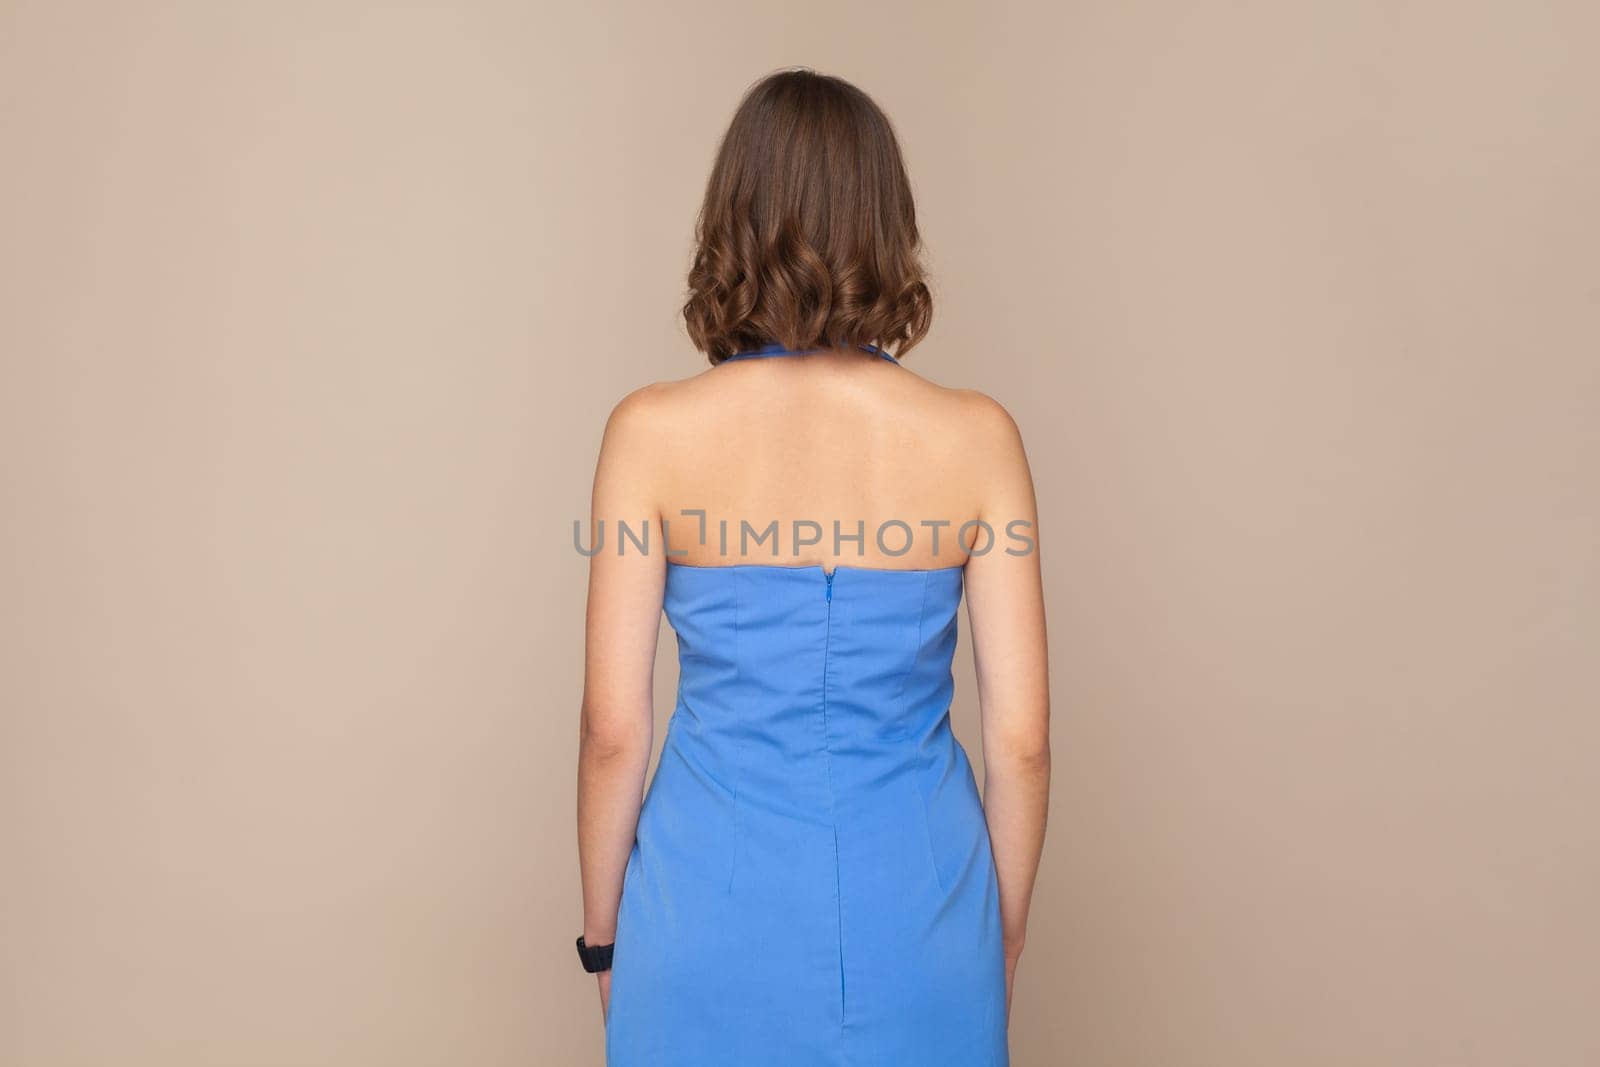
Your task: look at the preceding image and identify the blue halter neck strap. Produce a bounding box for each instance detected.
[723,341,898,364]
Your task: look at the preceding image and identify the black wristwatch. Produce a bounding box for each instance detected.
[575,935,614,973]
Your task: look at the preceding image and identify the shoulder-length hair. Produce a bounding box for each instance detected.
[683,69,933,364]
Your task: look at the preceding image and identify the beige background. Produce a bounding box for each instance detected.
[3,2,1597,1065]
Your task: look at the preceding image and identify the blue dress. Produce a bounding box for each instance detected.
[604,344,1009,1066]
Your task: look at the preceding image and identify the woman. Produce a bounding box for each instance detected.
[576,68,1051,1066]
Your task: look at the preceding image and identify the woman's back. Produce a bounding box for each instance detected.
[624,344,1018,572]
[594,343,1032,1066]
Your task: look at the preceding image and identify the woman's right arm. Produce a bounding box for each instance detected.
[577,387,668,1021]
[961,392,1052,1021]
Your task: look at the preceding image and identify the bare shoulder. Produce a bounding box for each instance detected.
[935,384,1028,462]
[599,369,715,445]
[951,386,1022,434]
[591,371,719,516]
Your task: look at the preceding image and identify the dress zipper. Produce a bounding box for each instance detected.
[824,569,834,601]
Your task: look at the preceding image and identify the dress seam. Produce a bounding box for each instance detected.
[727,575,744,893]
[819,574,847,1057]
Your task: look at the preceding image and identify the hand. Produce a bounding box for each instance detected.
[596,969,612,1023]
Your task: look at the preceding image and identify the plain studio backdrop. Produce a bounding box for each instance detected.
[2,2,1596,1065]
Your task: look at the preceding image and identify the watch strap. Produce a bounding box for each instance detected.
[575,935,614,973]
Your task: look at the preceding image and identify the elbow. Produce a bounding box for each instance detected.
[579,703,651,762]
[987,732,1051,775]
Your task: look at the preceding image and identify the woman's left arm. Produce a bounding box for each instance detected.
[576,387,667,1020]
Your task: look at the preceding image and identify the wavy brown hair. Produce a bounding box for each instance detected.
[683,69,932,364]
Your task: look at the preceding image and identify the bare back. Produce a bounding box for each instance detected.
[619,347,1024,572]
